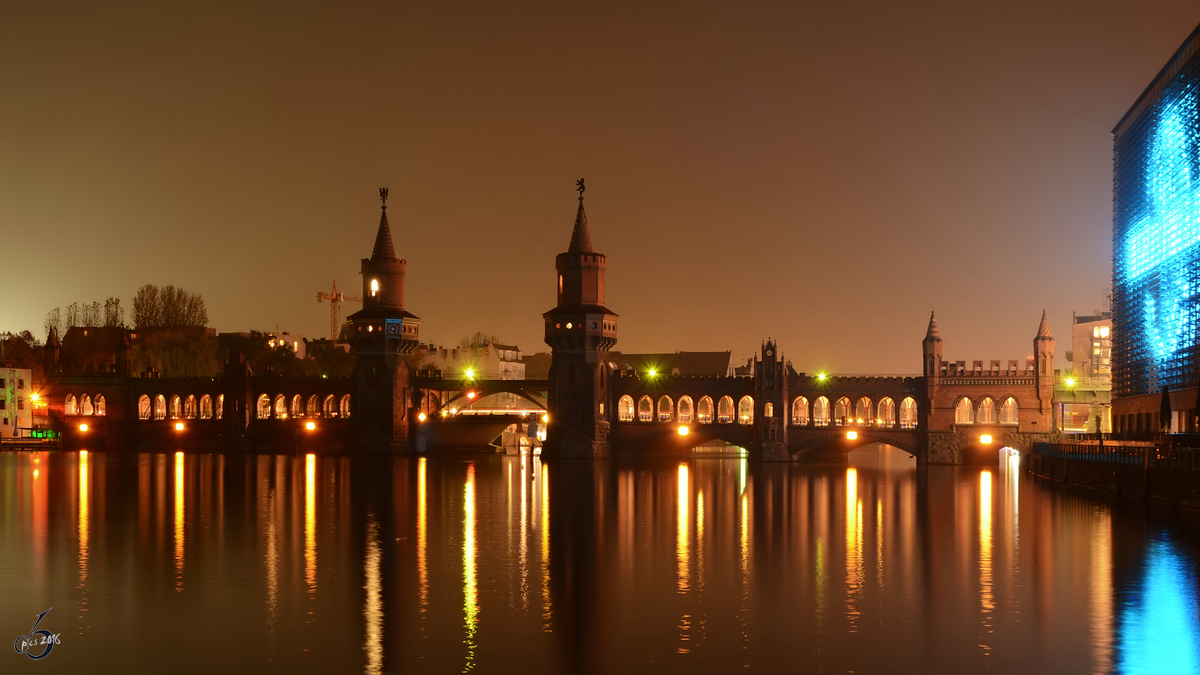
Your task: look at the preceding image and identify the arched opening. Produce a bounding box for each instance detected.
[200,394,213,419]
[257,394,271,420]
[154,395,166,420]
[1000,397,1019,425]
[216,394,224,420]
[764,402,774,418]
[307,395,319,417]
[169,395,182,419]
[80,394,93,415]
[834,397,852,426]
[323,395,335,418]
[618,395,635,422]
[977,397,996,424]
[717,396,735,424]
[657,395,674,422]
[273,395,287,419]
[340,395,351,418]
[792,396,809,426]
[65,394,78,416]
[678,396,694,423]
[855,397,871,424]
[697,396,713,424]
[184,395,197,419]
[814,396,831,427]
[900,397,917,429]
[955,397,974,424]
[291,395,303,417]
[638,396,653,422]
[877,397,895,428]
[737,396,754,425]
[94,395,106,417]
[138,395,151,420]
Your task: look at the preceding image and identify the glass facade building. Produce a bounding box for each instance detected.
[1113,24,1200,397]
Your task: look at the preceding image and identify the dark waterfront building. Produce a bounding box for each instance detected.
[1112,22,1200,428]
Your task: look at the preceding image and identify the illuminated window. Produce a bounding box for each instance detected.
[737,396,754,425]
[977,397,995,424]
[697,396,713,423]
[618,395,634,422]
[677,396,693,423]
[955,397,974,424]
[813,396,830,427]
[792,396,809,426]
[657,395,673,422]
[370,279,379,297]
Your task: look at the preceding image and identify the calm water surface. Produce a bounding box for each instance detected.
[2,448,1199,674]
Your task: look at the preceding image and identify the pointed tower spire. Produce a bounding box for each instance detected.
[371,187,397,261]
[1036,310,1052,338]
[567,177,594,253]
[925,311,940,340]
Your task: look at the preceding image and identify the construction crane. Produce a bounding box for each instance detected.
[316,281,362,340]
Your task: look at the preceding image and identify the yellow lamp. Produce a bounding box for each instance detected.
[846,430,858,440]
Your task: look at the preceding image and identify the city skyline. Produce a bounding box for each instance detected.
[4,2,1199,373]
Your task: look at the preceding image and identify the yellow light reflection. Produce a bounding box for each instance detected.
[677,463,690,594]
[364,516,384,675]
[696,491,705,591]
[174,451,184,590]
[541,461,552,629]
[519,454,530,609]
[1090,506,1114,672]
[980,470,994,651]
[79,451,89,585]
[417,457,428,618]
[305,454,317,593]
[463,464,478,671]
[846,467,862,631]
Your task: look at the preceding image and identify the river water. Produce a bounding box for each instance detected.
[1,447,1198,674]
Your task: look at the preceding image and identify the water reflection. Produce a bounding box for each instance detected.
[5,450,1200,674]
[1119,535,1200,674]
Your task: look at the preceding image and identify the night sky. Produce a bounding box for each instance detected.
[3,1,1198,373]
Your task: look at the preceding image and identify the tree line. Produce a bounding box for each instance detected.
[44,284,208,338]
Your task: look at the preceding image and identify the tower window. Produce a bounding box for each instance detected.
[370,279,379,297]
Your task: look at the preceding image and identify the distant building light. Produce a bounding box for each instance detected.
[418,412,427,422]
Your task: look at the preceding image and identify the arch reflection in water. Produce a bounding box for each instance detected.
[1119,535,1200,674]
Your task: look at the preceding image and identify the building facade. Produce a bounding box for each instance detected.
[1112,23,1200,404]
[1,367,33,437]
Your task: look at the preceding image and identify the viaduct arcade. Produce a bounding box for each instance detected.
[42,183,1056,463]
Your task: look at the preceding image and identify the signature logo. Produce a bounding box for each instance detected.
[13,608,60,660]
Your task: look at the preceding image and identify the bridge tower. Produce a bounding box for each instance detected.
[922,311,942,426]
[543,179,619,458]
[347,188,421,452]
[755,340,789,460]
[1033,310,1055,429]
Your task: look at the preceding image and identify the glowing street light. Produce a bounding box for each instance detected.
[417,412,427,422]
[846,430,858,440]
[306,421,316,431]
[648,369,657,378]
[79,423,88,432]
[465,369,475,380]
[30,393,39,403]
[677,425,690,436]
[817,373,827,382]
[467,391,476,399]
[1065,377,1076,387]
[980,434,993,444]
[175,422,184,431]
[542,414,549,424]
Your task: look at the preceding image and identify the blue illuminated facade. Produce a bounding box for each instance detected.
[1113,24,1200,397]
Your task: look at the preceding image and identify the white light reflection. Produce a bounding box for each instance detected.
[846,467,862,631]
[1090,506,1113,672]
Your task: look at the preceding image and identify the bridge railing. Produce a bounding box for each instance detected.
[1034,441,1200,470]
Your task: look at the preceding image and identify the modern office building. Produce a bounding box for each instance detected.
[1112,22,1200,430]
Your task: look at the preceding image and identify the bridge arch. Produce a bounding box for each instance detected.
[955,397,974,424]
[855,396,871,423]
[737,396,753,424]
[834,397,851,425]
[900,397,918,428]
[618,395,635,422]
[658,395,674,422]
[877,397,895,427]
[200,394,214,419]
[697,396,713,423]
[678,396,694,423]
[792,396,809,426]
[790,431,922,460]
[638,396,653,422]
[154,395,166,420]
[717,396,734,423]
[977,397,996,424]
[184,394,197,419]
[814,396,830,427]
[999,396,1018,425]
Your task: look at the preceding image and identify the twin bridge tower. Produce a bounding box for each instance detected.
[350,182,1056,463]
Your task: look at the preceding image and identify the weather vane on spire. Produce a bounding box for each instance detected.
[379,187,389,207]
[576,177,585,199]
